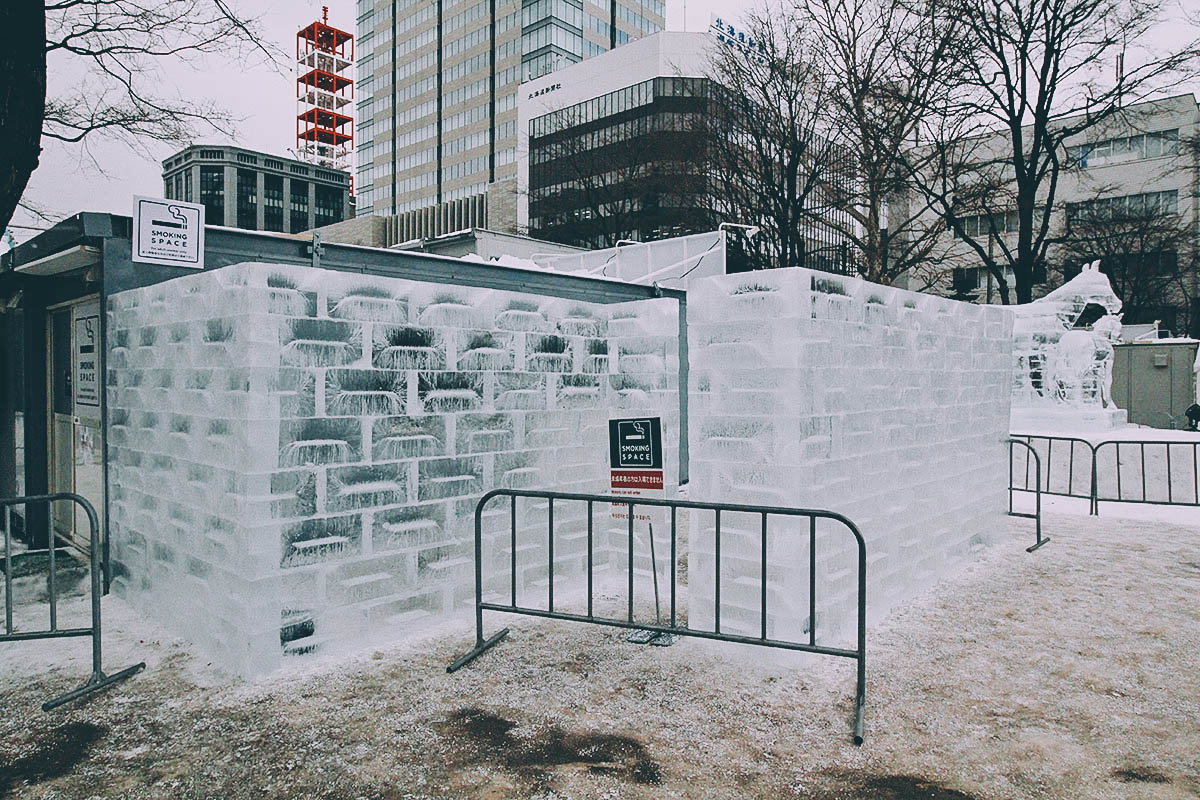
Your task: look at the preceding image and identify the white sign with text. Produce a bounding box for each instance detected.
[132,195,205,268]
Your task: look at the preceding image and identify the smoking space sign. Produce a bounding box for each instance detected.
[609,417,663,519]
[132,195,204,268]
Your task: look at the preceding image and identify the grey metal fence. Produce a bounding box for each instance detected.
[2,493,144,711]
[447,488,869,745]
[1007,439,1048,551]
[1010,435,1200,515]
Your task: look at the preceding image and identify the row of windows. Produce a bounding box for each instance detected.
[397,170,437,195]
[444,24,490,59]
[399,2,436,30]
[397,50,436,81]
[445,0,486,34]
[522,21,583,57]
[523,0,583,30]
[533,164,707,201]
[398,98,436,126]
[398,147,436,173]
[615,3,658,34]
[642,0,665,17]
[1068,129,1179,167]
[530,111,703,164]
[443,76,489,112]
[585,14,609,36]
[530,78,655,138]
[953,209,1027,238]
[444,182,487,202]
[442,154,489,181]
[1067,189,1179,222]
[399,121,436,149]
[523,48,580,81]
[443,51,488,88]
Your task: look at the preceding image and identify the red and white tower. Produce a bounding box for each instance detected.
[296,7,354,171]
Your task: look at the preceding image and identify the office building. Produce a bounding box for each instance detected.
[921,93,1200,332]
[353,0,665,230]
[518,32,716,247]
[161,145,352,233]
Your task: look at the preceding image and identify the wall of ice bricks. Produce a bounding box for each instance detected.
[105,261,679,676]
[686,268,1013,650]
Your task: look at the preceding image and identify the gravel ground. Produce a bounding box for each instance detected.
[2,509,1198,800]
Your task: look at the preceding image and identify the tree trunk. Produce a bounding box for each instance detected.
[0,5,44,500]
[0,5,46,236]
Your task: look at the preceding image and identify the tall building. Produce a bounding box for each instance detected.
[161,145,352,233]
[353,0,665,227]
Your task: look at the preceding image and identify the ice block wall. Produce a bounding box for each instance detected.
[688,269,1012,647]
[106,261,677,676]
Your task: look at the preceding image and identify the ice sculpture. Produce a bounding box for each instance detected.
[1009,261,1127,432]
[688,268,1011,646]
[105,261,679,677]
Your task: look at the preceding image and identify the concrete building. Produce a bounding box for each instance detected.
[919,93,1200,332]
[517,31,717,248]
[162,145,352,234]
[352,0,665,228]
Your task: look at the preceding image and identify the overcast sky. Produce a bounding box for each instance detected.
[6,0,1198,250]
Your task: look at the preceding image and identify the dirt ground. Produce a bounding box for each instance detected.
[2,508,1198,800]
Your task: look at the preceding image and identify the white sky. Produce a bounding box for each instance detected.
[7,0,1198,249]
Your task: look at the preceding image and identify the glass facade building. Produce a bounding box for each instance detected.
[528,76,717,247]
[353,0,664,219]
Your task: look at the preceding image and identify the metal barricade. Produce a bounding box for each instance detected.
[1007,439,1048,551]
[447,488,868,745]
[1092,439,1200,511]
[2,493,145,711]
[1010,434,1098,513]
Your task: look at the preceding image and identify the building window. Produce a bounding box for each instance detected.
[237,168,258,229]
[314,185,343,228]
[236,153,259,165]
[290,179,310,232]
[263,174,284,232]
[174,173,184,203]
[1068,129,1179,168]
[199,166,224,223]
[199,149,224,159]
[184,169,192,203]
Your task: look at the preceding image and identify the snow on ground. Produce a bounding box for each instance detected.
[2,509,1198,799]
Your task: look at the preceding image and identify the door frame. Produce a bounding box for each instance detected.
[44,293,102,556]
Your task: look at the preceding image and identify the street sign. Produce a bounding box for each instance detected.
[132,195,204,268]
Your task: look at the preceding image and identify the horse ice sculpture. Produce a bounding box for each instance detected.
[1009,261,1128,431]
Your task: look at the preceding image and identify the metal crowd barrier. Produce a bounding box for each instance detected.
[2,493,145,711]
[1010,434,1200,516]
[447,488,869,745]
[1092,440,1200,509]
[1007,439,1048,551]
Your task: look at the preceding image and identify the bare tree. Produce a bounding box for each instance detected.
[701,6,842,272]
[1055,193,1195,332]
[0,0,278,236]
[797,0,963,285]
[915,0,1200,304]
